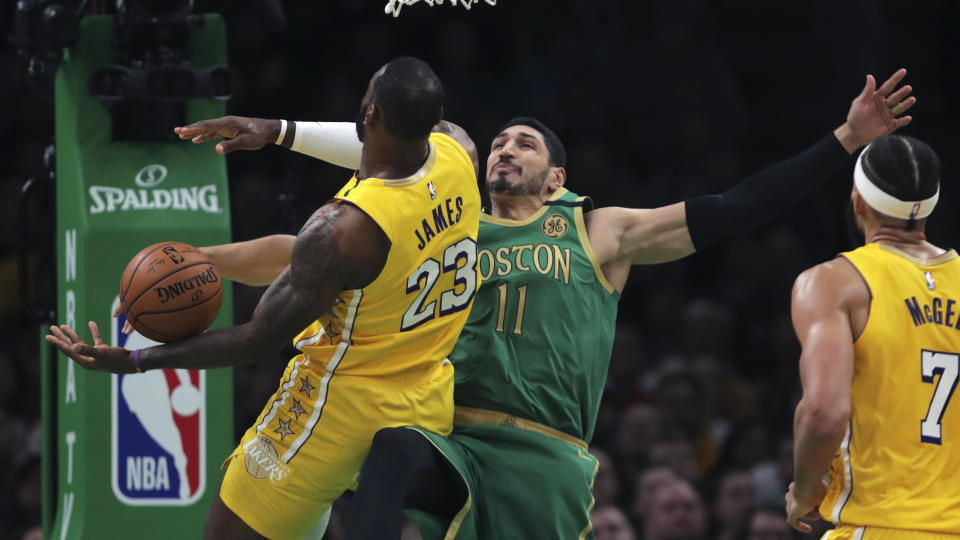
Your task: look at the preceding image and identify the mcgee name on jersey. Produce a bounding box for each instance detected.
[905,296,960,330]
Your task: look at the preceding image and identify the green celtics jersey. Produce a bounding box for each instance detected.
[449,188,620,442]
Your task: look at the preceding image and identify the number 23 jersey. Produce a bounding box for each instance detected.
[293,132,480,380]
[821,243,960,532]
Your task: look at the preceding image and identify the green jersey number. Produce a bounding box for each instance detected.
[495,283,528,335]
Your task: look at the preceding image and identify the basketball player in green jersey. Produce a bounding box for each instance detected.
[175,69,915,539]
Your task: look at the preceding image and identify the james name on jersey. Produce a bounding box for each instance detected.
[415,195,465,250]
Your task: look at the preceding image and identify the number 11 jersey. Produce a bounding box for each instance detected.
[448,188,620,443]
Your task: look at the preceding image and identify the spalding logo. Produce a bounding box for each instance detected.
[155,268,219,304]
[135,165,168,188]
[88,163,220,215]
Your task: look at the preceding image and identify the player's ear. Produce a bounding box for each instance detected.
[364,103,378,127]
[550,166,566,189]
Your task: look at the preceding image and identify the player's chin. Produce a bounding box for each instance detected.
[486,175,520,193]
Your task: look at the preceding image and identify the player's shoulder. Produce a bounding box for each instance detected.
[793,256,869,309]
[431,121,479,178]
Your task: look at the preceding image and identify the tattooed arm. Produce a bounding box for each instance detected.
[46,201,390,373]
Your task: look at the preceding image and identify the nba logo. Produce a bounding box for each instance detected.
[110,298,206,505]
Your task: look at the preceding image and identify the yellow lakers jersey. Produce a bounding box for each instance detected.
[292,132,480,379]
[821,243,960,533]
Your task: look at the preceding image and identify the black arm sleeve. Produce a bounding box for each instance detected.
[685,133,853,250]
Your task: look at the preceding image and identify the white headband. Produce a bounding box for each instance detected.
[854,144,939,220]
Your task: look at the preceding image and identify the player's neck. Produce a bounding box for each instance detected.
[868,224,946,260]
[357,137,430,181]
[489,193,548,221]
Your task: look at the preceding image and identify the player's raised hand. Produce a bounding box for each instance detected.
[174,116,282,154]
[46,322,137,374]
[112,304,135,334]
[836,68,916,153]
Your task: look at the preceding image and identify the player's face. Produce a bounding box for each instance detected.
[486,125,551,196]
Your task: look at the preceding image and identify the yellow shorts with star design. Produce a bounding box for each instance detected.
[218,354,454,540]
[822,526,960,539]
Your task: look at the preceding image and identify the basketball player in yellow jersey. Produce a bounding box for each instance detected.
[787,135,960,538]
[46,56,481,540]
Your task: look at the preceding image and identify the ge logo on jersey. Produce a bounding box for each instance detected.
[110,298,205,506]
[542,215,568,239]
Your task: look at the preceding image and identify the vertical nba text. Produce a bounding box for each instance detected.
[59,229,79,537]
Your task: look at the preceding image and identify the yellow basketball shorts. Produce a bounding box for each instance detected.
[823,526,960,539]
[218,355,454,540]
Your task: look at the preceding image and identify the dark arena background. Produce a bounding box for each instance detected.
[1,1,959,539]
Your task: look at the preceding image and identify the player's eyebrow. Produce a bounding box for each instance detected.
[492,131,542,146]
[515,132,541,145]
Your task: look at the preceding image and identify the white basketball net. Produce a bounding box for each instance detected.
[384,0,497,18]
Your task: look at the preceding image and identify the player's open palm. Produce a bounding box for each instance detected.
[845,68,916,146]
[46,321,136,374]
[174,115,279,154]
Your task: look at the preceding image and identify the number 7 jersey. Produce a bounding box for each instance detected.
[821,243,960,533]
[293,132,480,380]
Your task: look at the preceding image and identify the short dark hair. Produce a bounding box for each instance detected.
[861,135,941,228]
[372,57,443,140]
[498,116,567,168]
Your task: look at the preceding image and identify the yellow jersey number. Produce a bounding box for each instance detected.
[921,349,959,444]
[401,238,478,331]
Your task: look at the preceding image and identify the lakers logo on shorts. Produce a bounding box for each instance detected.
[542,215,568,239]
[242,436,291,484]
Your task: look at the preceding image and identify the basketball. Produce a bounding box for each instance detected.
[118,241,222,343]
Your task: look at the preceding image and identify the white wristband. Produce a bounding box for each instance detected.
[276,119,288,145]
[291,121,363,170]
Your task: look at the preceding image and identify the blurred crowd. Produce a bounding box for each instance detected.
[2,1,959,538]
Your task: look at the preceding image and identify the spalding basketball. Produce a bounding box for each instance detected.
[118,241,222,343]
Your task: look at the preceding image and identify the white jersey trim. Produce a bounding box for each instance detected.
[282,289,363,462]
[830,420,854,523]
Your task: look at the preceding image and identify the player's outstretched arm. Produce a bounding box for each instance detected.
[586,69,915,268]
[174,116,285,154]
[46,202,389,373]
[200,234,296,286]
[175,116,364,169]
[786,259,863,532]
[177,116,478,176]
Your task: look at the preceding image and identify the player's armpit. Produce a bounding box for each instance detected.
[433,120,479,178]
[586,204,696,267]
